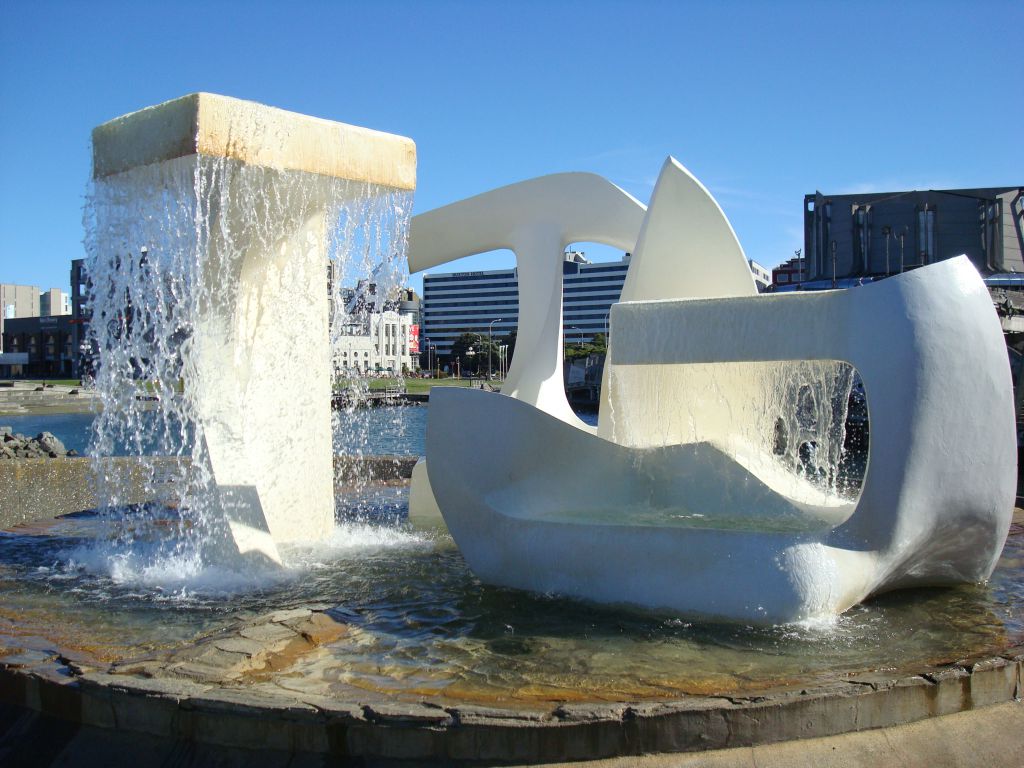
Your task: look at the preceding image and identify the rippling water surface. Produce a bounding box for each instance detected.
[1,489,1020,705]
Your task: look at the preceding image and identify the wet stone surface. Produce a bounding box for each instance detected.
[106,609,348,685]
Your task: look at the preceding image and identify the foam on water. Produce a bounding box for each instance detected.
[56,517,432,605]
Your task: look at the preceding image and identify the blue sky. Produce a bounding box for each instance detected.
[1,0,1021,294]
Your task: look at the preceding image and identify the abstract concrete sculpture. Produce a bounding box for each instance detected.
[412,158,1016,623]
[408,173,645,518]
[91,94,415,562]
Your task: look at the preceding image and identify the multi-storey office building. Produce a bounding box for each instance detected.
[40,288,71,317]
[421,252,771,360]
[0,284,41,353]
[420,252,625,360]
[803,186,1023,283]
[748,260,771,292]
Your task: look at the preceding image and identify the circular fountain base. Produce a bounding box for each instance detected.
[1,640,1022,765]
[1,496,1022,764]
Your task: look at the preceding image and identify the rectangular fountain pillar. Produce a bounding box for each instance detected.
[92,94,416,561]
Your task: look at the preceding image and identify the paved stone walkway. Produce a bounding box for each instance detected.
[531,700,1024,768]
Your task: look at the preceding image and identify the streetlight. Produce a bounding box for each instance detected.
[488,318,502,380]
[424,336,432,377]
[568,325,583,347]
[898,226,907,273]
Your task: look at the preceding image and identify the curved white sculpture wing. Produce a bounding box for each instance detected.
[426,258,1015,623]
[409,172,645,426]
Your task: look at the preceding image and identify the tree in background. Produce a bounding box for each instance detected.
[449,332,500,376]
[564,332,606,361]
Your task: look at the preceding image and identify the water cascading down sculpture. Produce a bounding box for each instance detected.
[88,94,415,563]
[410,158,1016,623]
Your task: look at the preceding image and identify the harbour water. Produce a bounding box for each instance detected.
[1,403,597,457]
[1,405,431,457]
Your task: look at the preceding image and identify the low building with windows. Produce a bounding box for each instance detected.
[333,310,416,376]
[1,283,41,354]
[1,314,76,378]
[771,254,807,289]
[70,259,92,378]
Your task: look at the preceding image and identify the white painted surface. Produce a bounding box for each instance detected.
[417,159,1015,623]
[428,257,1014,622]
[409,172,645,426]
[598,157,758,439]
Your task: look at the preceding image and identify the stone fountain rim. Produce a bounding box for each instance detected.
[1,630,1021,764]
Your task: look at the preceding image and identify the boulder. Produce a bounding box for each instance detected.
[35,432,66,455]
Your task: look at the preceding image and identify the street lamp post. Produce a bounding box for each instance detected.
[568,325,583,347]
[898,227,907,273]
[488,318,502,380]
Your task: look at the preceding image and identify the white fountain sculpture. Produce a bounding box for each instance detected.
[89,94,415,563]
[410,158,1016,623]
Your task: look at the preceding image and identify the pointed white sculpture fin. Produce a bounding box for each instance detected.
[599,158,757,438]
[620,157,757,303]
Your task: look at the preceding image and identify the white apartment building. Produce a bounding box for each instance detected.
[748,260,771,292]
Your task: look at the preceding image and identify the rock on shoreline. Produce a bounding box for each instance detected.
[0,427,78,459]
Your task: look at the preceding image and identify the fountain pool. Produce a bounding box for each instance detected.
[1,493,1021,707]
